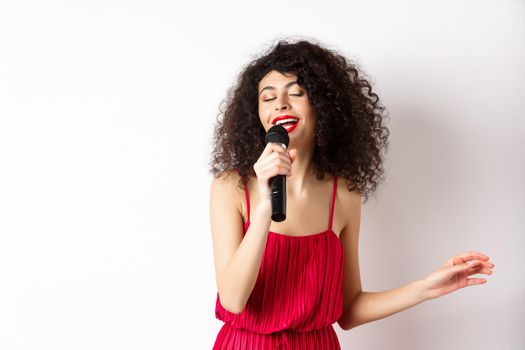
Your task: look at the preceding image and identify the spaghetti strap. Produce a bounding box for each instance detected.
[243,176,250,224]
[328,176,338,231]
[235,169,250,225]
[239,173,250,225]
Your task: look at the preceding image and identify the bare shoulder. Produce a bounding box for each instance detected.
[211,170,244,201]
[210,170,245,229]
[211,170,255,220]
[212,169,242,185]
[337,178,361,205]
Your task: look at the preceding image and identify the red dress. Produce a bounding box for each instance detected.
[213,177,344,349]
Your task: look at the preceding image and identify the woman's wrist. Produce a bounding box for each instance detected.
[413,278,432,303]
[254,199,272,217]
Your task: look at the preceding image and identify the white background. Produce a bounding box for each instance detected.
[1,0,524,349]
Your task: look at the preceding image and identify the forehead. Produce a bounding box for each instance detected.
[258,70,298,91]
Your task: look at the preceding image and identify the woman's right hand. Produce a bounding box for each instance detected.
[253,143,297,205]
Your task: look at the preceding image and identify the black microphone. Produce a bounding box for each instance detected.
[264,125,290,222]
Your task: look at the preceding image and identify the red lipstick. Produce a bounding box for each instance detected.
[271,115,299,133]
[282,122,298,133]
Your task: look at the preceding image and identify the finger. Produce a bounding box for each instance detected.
[465,259,494,275]
[466,278,487,286]
[447,260,480,276]
[261,165,292,178]
[261,161,291,176]
[260,142,275,157]
[255,165,291,180]
[257,152,292,170]
[287,148,297,162]
[467,266,493,276]
[459,251,490,261]
[268,142,288,154]
[261,142,287,157]
[470,259,495,268]
[449,252,490,266]
[478,260,495,269]
[257,153,292,173]
[257,146,289,168]
[477,266,494,275]
[261,164,292,178]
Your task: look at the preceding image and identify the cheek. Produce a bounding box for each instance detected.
[259,106,271,122]
[258,105,266,118]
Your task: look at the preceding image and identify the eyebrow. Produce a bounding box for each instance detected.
[259,80,299,95]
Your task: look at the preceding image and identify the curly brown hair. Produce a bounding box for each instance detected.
[209,38,390,203]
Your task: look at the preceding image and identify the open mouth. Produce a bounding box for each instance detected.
[273,116,299,133]
[278,121,298,133]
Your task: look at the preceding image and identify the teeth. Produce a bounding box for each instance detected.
[275,118,298,126]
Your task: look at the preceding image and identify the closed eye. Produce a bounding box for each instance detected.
[262,93,303,102]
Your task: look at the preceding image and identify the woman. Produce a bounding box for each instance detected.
[209,38,494,349]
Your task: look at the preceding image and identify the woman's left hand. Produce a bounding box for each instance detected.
[420,251,494,300]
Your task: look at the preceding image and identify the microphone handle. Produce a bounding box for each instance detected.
[270,175,286,222]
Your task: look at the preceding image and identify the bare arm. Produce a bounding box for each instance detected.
[210,144,297,314]
[338,280,427,330]
[339,255,493,331]
[210,173,272,314]
[336,188,494,330]
[335,188,426,329]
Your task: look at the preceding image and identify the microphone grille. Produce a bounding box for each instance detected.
[265,125,290,148]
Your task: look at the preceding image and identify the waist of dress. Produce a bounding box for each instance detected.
[226,322,335,335]
[215,323,340,350]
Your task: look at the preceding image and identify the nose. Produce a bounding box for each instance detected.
[274,95,290,111]
[275,102,290,111]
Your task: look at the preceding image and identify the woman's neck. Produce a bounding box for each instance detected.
[287,143,317,197]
